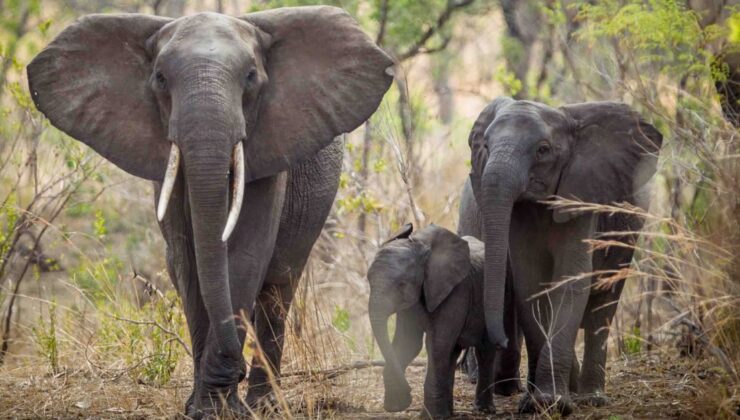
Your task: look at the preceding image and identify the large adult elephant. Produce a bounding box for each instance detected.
[463,97,662,414]
[27,7,392,417]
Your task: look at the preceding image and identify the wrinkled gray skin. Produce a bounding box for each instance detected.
[27,7,392,417]
[465,97,662,415]
[457,203,523,397]
[367,224,496,419]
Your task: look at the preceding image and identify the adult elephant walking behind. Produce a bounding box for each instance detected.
[465,97,662,414]
[27,7,392,417]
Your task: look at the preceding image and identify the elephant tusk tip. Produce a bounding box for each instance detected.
[221,226,233,242]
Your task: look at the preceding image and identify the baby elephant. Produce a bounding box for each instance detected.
[367,223,496,419]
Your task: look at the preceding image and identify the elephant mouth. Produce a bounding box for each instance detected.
[527,178,548,194]
[156,141,246,242]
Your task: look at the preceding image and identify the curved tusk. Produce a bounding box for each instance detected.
[222,142,245,242]
[157,143,180,222]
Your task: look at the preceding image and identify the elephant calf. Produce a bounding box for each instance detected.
[367,224,499,419]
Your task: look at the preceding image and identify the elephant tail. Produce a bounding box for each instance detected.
[369,308,412,412]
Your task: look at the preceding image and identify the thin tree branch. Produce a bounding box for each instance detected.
[397,0,474,62]
[375,0,390,46]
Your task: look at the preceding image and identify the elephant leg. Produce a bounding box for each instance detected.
[176,260,209,417]
[570,353,580,394]
[578,211,632,405]
[423,333,459,419]
[513,288,545,394]
[578,213,643,406]
[524,287,589,416]
[520,315,543,394]
[244,139,343,407]
[463,349,479,384]
[245,281,296,407]
[473,345,496,414]
[578,286,623,406]
[518,214,594,416]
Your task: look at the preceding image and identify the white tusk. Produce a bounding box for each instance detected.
[157,144,180,222]
[222,142,245,242]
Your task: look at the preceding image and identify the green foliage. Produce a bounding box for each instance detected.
[97,291,186,386]
[332,306,351,333]
[32,299,60,374]
[336,193,383,215]
[623,325,642,356]
[72,255,124,302]
[493,64,523,97]
[93,210,107,239]
[576,0,724,78]
[730,12,740,44]
[0,195,19,267]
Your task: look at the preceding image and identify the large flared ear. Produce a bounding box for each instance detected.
[469,96,515,184]
[554,102,663,223]
[412,225,471,313]
[27,14,172,181]
[242,6,393,182]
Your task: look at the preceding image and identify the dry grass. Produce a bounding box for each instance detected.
[0,341,729,418]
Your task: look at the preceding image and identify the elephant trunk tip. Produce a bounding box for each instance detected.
[492,329,509,351]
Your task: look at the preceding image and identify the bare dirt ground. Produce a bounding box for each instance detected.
[0,349,730,419]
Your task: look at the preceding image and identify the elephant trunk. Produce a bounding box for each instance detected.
[369,295,411,412]
[176,66,248,385]
[480,155,527,350]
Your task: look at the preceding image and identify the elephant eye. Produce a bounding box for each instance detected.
[246,69,257,84]
[536,143,551,159]
[155,71,167,90]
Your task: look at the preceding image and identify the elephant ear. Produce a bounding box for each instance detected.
[469,96,515,186]
[554,102,663,223]
[27,14,172,181]
[242,6,393,182]
[382,223,414,245]
[412,225,471,312]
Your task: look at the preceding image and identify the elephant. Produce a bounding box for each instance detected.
[367,223,499,419]
[27,7,392,417]
[462,97,662,414]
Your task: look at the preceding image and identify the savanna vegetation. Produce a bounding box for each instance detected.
[0,0,738,418]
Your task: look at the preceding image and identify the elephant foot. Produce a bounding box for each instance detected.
[192,385,247,419]
[184,391,197,418]
[494,378,523,396]
[518,392,574,416]
[574,391,610,407]
[194,350,247,418]
[382,375,412,412]
[383,390,412,412]
[244,386,280,415]
[473,399,495,414]
[421,408,453,420]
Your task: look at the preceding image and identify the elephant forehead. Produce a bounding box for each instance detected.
[487,104,569,144]
[156,13,259,62]
[368,242,424,280]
